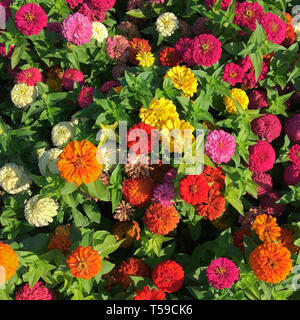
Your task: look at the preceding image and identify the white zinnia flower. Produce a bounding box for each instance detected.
[96,141,119,172]
[156,12,179,37]
[92,21,108,44]
[38,148,62,176]
[24,195,58,227]
[51,121,76,147]
[0,163,31,194]
[295,21,300,42]
[11,83,38,108]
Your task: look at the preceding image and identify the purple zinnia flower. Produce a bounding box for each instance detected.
[163,168,177,185]
[152,183,176,207]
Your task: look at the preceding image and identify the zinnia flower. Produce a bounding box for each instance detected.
[62,13,93,46]
[106,35,129,62]
[278,228,299,254]
[285,114,300,144]
[11,83,38,108]
[233,229,251,254]
[67,246,102,280]
[249,241,292,284]
[91,21,108,43]
[205,0,231,10]
[15,282,56,300]
[248,140,275,173]
[259,190,286,216]
[62,69,85,91]
[248,88,269,109]
[65,0,83,9]
[152,183,176,207]
[117,258,150,289]
[25,195,58,227]
[90,0,116,11]
[192,34,222,67]
[282,12,296,47]
[222,63,245,86]
[289,144,300,168]
[112,221,140,248]
[251,214,281,242]
[175,37,195,66]
[78,86,95,108]
[159,47,180,67]
[78,2,106,22]
[179,174,209,205]
[224,88,249,114]
[38,148,62,176]
[15,67,42,86]
[136,51,155,67]
[133,286,166,300]
[156,12,179,37]
[100,80,120,95]
[165,65,198,98]
[206,257,239,290]
[51,121,76,147]
[284,163,300,186]
[251,113,282,143]
[252,172,273,197]
[201,165,225,192]
[0,242,18,283]
[128,38,151,65]
[48,224,72,255]
[122,177,155,207]
[152,260,184,293]
[0,163,31,194]
[260,12,286,44]
[15,3,47,36]
[205,130,236,164]
[233,1,264,31]
[144,202,179,235]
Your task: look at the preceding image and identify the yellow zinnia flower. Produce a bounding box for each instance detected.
[224,88,249,114]
[136,51,155,67]
[166,65,198,98]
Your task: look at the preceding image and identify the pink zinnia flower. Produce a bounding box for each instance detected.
[248,88,269,109]
[260,12,286,44]
[65,0,83,9]
[252,172,273,197]
[206,257,239,290]
[15,282,56,300]
[251,113,282,143]
[100,80,120,95]
[62,12,92,46]
[15,3,48,36]
[150,0,165,3]
[174,37,194,66]
[90,0,116,11]
[289,145,300,168]
[205,0,231,11]
[106,35,129,62]
[152,183,176,207]
[192,34,222,67]
[259,190,286,216]
[78,2,106,22]
[285,114,300,144]
[284,163,300,186]
[62,69,85,91]
[233,1,264,31]
[249,140,275,173]
[205,130,236,164]
[222,63,245,86]
[78,86,95,108]
[15,67,42,86]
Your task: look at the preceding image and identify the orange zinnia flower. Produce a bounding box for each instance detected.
[0,242,19,283]
[67,246,102,280]
[278,227,299,254]
[48,224,72,255]
[249,241,292,284]
[57,140,103,186]
[112,220,141,248]
[251,214,281,242]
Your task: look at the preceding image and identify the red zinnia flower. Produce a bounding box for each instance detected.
[200,165,225,192]
[152,260,184,293]
[133,286,166,300]
[15,67,42,86]
[158,47,180,67]
[179,175,209,205]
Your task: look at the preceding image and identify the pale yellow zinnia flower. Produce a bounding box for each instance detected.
[92,21,108,44]
[156,12,179,37]
[11,83,38,108]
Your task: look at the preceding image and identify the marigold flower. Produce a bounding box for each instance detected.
[179,175,209,205]
[152,260,184,293]
[156,12,179,37]
[206,257,239,290]
[159,47,180,67]
[57,140,103,186]
[67,246,102,280]
[112,221,141,248]
[11,83,38,108]
[15,282,56,300]
[133,286,166,300]
[48,224,72,255]
[122,177,155,207]
[117,258,150,289]
[129,38,151,65]
[136,51,155,67]
[224,88,249,114]
[251,214,281,242]
[165,65,198,98]
[249,241,292,284]
[278,228,299,254]
[0,242,18,283]
[144,203,179,235]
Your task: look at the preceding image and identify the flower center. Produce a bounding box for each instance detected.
[24,12,35,22]
[190,184,198,193]
[26,72,32,79]
[229,71,237,78]
[271,23,278,32]
[78,261,87,271]
[245,9,253,18]
[219,141,225,149]
[296,152,300,158]
[266,258,277,270]
[73,157,85,168]
[202,43,210,51]
[216,266,226,275]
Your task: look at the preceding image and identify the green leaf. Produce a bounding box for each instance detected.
[72,208,89,227]
[11,46,26,69]
[83,203,101,224]
[61,182,78,195]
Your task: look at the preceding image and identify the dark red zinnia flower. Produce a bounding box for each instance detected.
[233,229,251,254]
[158,47,180,67]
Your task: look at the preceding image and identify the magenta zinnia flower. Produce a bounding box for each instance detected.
[15,282,56,300]
[90,0,116,11]
[65,0,83,9]
[205,130,236,164]
[174,37,195,66]
[249,140,275,173]
[259,190,286,216]
[284,163,300,186]
[106,35,129,62]
[62,69,85,91]
[205,0,231,11]
[206,257,239,290]
[248,88,269,109]
[78,2,106,22]
[15,67,42,86]
[233,1,264,32]
[222,63,245,86]
[78,86,95,108]
[252,172,273,197]
[150,0,165,3]
[260,12,286,44]
[62,12,92,46]
[100,80,120,95]
[152,183,176,207]
[285,114,300,144]
[251,113,282,143]
[289,145,300,168]
[15,3,48,36]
